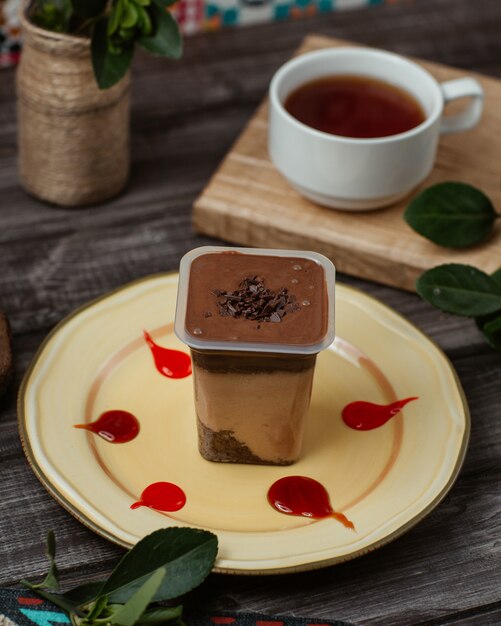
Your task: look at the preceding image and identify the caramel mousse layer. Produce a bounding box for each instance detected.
[193,367,315,464]
[185,252,328,346]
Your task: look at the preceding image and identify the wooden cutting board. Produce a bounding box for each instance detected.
[193,34,501,292]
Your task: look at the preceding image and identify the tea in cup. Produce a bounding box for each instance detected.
[268,47,484,210]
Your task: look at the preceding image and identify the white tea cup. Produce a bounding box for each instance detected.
[268,47,484,211]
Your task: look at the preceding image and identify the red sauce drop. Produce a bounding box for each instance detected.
[131,481,186,512]
[74,410,140,443]
[342,397,418,431]
[144,330,192,379]
[267,476,354,530]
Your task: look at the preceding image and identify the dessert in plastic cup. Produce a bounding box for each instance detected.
[175,246,335,466]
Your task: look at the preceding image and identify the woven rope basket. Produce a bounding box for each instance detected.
[17,10,130,207]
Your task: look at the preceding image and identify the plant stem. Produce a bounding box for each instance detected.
[73,16,100,35]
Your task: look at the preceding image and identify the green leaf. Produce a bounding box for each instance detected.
[118,27,136,41]
[136,5,153,35]
[137,1,182,58]
[108,0,125,35]
[491,267,501,288]
[99,528,217,603]
[404,182,498,248]
[477,315,501,350]
[111,568,166,626]
[136,606,183,625]
[91,18,133,89]
[20,579,81,615]
[475,268,501,350]
[30,0,72,33]
[30,531,59,591]
[71,0,107,19]
[86,594,109,620]
[62,581,105,608]
[416,264,501,317]
[121,0,139,28]
[20,533,87,616]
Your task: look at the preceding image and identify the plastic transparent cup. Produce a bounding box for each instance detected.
[175,246,335,465]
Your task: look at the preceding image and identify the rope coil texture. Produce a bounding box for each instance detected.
[17,12,130,207]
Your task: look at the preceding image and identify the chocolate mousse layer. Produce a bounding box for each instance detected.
[185,252,327,346]
[192,364,315,465]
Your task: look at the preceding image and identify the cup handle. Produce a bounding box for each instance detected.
[439,78,484,135]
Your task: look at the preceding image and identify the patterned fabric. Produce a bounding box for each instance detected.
[0,587,353,626]
[176,0,391,33]
[0,0,21,67]
[0,0,399,67]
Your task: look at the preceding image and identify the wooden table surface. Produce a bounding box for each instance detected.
[1,0,500,624]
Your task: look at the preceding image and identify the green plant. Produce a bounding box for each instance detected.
[404,182,499,248]
[404,182,501,350]
[21,528,218,626]
[29,0,182,89]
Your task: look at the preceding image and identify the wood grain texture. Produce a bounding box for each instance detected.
[0,313,12,396]
[1,0,501,624]
[193,34,501,291]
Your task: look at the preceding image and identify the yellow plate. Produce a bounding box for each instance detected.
[18,273,469,574]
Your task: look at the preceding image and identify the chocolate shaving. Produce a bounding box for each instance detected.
[213,276,300,323]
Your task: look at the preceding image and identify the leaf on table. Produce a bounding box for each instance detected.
[20,533,82,614]
[475,267,501,350]
[110,567,166,626]
[137,1,182,59]
[20,580,81,615]
[477,315,501,350]
[135,606,183,625]
[416,263,501,317]
[490,267,501,288]
[404,182,498,248]
[98,527,217,604]
[86,594,110,620]
[91,18,134,89]
[30,530,59,591]
[63,581,105,608]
